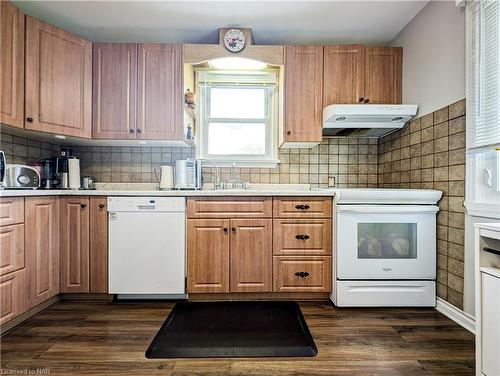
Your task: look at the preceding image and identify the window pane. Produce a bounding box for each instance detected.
[208,122,265,155]
[357,223,417,259]
[210,88,266,119]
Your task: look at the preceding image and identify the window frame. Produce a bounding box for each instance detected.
[195,70,280,167]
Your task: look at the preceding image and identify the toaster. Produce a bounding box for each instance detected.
[2,164,40,189]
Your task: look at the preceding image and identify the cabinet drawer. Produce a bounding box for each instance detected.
[187,197,272,218]
[0,197,24,226]
[0,224,25,276]
[273,256,331,293]
[0,269,25,324]
[273,197,331,218]
[273,219,331,256]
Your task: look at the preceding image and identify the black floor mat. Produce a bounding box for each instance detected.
[145,301,317,358]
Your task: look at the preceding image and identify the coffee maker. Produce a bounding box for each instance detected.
[38,157,60,189]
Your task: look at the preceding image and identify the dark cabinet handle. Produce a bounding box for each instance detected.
[231,227,236,232]
[26,117,33,123]
[80,203,87,208]
[99,204,105,209]
[358,97,364,102]
[223,228,228,233]
[294,271,310,278]
[287,131,291,135]
[483,247,500,256]
[129,129,135,133]
[294,204,310,210]
[364,98,370,103]
[295,234,310,240]
[136,129,142,134]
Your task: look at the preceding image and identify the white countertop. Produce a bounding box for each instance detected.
[0,183,444,204]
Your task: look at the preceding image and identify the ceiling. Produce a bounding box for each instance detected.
[13,1,428,45]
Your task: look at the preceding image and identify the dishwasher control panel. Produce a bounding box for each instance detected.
[107,197,186,212]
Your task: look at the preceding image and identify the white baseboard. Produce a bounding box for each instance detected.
[435,297,476,334]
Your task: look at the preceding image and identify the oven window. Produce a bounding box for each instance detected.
[358,223,417,259]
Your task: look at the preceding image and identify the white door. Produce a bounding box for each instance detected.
[337,205,438,280]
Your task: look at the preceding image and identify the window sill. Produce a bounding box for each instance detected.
[464,201,500,219]
[198,159,280,168]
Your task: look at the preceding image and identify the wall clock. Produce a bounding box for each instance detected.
[223,28,246,53]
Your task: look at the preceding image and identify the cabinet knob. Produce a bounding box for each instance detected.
[136,129,142,134]
[26,117,33,123]
[295,234,310,240]
[294,271,310,278]
[99,204,105,209]
[358,97,364,102]
[223,227,228,233]
[294,204,310,210]
[231,227,236,232]
[287,131,291,135]
[129,129,135,133]
[80,203,87,208]
[364,98,370,104]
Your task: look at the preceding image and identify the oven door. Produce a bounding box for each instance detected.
[337,205,438,280]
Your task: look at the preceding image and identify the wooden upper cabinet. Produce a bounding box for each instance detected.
[230,219,272,293]
[187,219,230,293]
[24,197,59,309]
[25,16,92,138]
[364,47,402,104]
[60,197,90,293]
[137,44,184,140]
[92,43,137,139]
[284,45,323,143]
[0,1,25,128]
[89,197,108,293]
[323,44,364,105]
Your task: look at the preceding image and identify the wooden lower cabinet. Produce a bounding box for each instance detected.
[273,219,332,256]
[24,197,60,309]
[187,219,230,293]
[230,219,272,293]
[0,224,25,276]
[0,269,25,325]
[60,197,90,293]
[273,256,331,293]
[89,197,108,293]
[0,197,24,226]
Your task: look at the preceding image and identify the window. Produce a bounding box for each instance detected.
[465,0,500,217]
[196,70,279,166]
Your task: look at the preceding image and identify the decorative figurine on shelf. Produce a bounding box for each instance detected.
[184,89,195,109]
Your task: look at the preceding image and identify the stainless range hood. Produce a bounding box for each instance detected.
[323,104,418,138]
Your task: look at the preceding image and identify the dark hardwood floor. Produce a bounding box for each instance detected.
[0,301,475,375]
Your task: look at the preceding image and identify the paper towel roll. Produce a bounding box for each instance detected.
[68,158,81,189]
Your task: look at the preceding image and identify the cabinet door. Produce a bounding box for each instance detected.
[364,47,402,104]
[0,269,25,325]
[481,272,500,376]
[93,43,137,139]
[60,197,89,293]
[273,256,331,293]
[187,219,229,293]
[25,197,59,308]
[230,219,272,293]
[25,16,92,137]
[89,197,108,293]
[137,44,184,140]
[0,1,24,128]
[323,45,364,105]
[284,45,323,143]
[0,224,25,277]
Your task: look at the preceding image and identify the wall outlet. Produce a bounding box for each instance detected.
[328,176,336,188]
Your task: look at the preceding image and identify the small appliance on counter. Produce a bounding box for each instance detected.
[80,176,95,190]
[0,151,6,188]
[2,164,40,189]
[174,159,202,190]
[38,157,60,189]
[155,165,174,190]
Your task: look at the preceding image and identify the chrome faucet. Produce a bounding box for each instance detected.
[230,162,245,189]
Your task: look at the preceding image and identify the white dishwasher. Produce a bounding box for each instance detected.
[108,197,186,297]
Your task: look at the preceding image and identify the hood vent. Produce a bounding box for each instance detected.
[323,104,418,138]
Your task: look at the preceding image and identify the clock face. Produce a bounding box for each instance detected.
[223,29,246,53]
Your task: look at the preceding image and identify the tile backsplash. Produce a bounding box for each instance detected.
[378,98,466,309]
